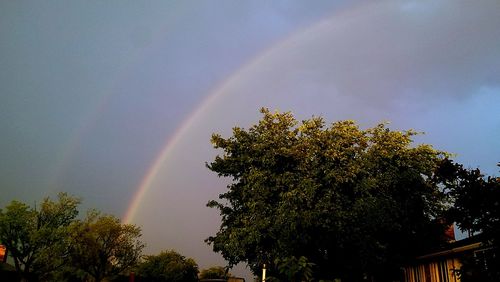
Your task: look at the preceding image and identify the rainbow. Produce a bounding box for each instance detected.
[49,95,114,192]
[121,45,290,223]
[121,90,221,224]
[49,4,190,193]
[49,25,180,190]
[121,2,374,224]
[121,52,265,224]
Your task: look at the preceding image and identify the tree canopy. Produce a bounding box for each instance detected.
[206,109,450,281]
[67,211,144,282]
[199,266,231,280]
[437,159,500,281]
[0,194,145,282]
[136,250,199,282]
[0,193,80,281]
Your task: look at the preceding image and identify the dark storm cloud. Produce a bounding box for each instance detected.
[1,1,499,280]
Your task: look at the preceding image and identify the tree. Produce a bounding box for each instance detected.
[199,266,231,280]
[437,159,500,281]
[136,250,199,282]
[270,256,314,282]
[206,109,449,281]
[0,193,80,281]
[67,211,144,282]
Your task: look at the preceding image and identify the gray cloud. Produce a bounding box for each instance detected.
[131,2,500,280]
[1,1,499,280]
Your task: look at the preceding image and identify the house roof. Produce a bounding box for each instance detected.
[415,234,491,261]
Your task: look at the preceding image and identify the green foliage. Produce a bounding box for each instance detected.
[136,250,199,282]
[0,194,147,282]
[0,192,80,281]
[206,108,449,281]
[199,266,230,279]
[268,256,314,282]
[67,211,145,282]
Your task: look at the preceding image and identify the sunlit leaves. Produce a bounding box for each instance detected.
[206,109,448,281]
[136,250,199,282]
[199,266,231,280]
[67,211,144,281]
[0,193,81,281]
[0,194,145,282]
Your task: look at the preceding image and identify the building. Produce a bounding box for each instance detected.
[403,235,495,282]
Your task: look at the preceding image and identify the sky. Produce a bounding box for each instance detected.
[1,0,499,279]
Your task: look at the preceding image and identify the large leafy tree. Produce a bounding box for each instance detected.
[136,250,199,282]
[0,193,80,281]
[67,211,144,282]
[206,109,449,281]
